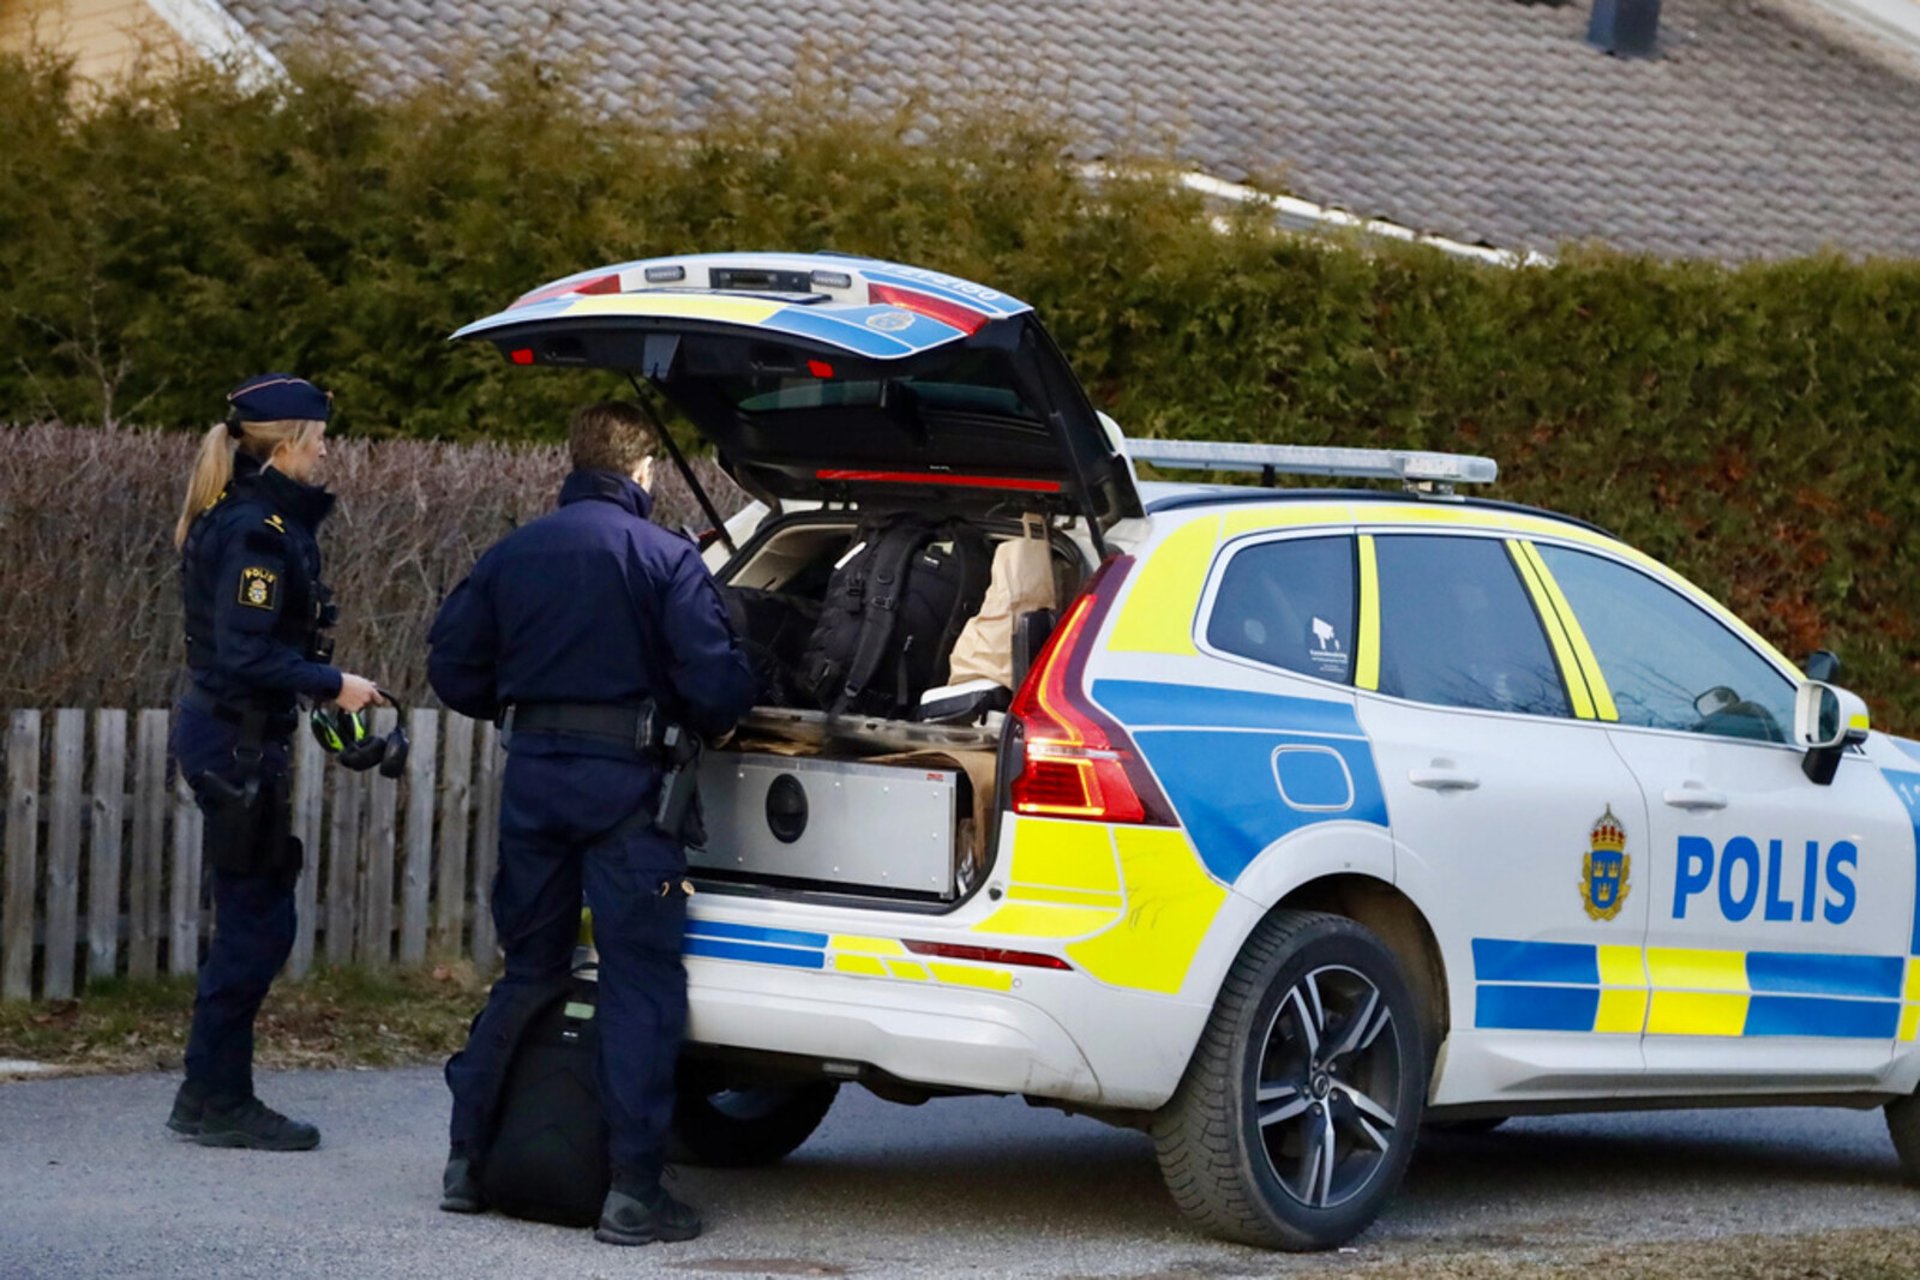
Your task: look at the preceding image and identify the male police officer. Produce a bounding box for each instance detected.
[427,402,757,1245]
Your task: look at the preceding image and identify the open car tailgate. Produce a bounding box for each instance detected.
[452,252,1141,525]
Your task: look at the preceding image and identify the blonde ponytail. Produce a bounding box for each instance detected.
[176,424,235,548]
[174,418,327,548]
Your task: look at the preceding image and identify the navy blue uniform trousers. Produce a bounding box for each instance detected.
[445,750,688,1178]
[171,705,297,1105]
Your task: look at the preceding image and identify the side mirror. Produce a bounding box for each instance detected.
[1804,650,1843,684]
[1795,680,1870,785]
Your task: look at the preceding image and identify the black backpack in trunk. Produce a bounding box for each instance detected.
[720,586,823,707]
[800,514,992,718]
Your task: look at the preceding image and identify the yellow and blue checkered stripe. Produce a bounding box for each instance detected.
[683,919,1019,991]
[1473,938,1918,1039]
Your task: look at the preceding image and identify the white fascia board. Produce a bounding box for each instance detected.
[1807,0,1920,59]
[1171,169,1554,269]
[146,0,286,88]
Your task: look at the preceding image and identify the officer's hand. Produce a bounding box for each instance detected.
[336,673,384,714]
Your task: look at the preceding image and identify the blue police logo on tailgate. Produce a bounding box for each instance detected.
[1581,806,1631,922]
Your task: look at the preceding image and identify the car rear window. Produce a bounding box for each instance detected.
[1206,535,1357,684]
[720,349,1041,421]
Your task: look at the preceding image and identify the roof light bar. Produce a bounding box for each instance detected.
[1127,439,1498,487]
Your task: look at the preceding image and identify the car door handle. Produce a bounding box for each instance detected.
[1409,766,1480,792]
[1663,784,1728,811]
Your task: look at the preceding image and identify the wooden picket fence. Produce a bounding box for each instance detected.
[0,706,507,1002]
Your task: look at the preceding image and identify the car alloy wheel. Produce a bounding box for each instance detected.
[1153,909,1426,1250]
[1255,964,1403,1210]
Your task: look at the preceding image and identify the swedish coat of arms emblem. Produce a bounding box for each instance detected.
[1581,805,1630,922]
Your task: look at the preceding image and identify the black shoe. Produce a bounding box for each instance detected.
[594,1181,702,1246]
[440,1152,484,1214]
[166,1082,206,1136]
[192,1097,320,1151]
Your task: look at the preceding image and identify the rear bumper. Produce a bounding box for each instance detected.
[686,956,1105,1103]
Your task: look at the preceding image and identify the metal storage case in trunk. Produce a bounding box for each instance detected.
[689,751,960,898]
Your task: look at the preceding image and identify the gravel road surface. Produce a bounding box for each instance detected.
[3,1068,1918,1278]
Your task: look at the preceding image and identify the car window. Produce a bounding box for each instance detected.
[1375,535,1571,717]
[1534,544,1794,744]
[1206,535,1356,684]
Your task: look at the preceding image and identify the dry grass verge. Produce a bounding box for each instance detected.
[0,962,487,1078]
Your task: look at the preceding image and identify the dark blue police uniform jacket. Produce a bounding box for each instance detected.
[180,451,342,716]
[173,451,341,1106]
[428,468,756,1176]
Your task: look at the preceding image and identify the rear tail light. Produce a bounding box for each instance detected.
[1007,557,1173,825]
[901,940,1072,971]
[508,271,623,309]
[868,283,988,335]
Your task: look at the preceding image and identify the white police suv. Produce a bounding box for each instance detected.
[457,252,1920,1250]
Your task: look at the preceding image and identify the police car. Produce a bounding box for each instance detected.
[456,253,1920,1250]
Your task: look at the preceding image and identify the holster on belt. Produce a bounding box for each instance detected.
[195,705,302,882]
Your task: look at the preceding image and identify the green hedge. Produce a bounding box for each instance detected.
[5,51,1919,728]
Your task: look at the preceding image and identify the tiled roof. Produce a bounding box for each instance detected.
[218,0,1920,260]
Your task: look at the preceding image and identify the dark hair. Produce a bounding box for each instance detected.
[568,402,661,474]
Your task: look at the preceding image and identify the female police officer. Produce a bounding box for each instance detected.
[166,373,382,1150]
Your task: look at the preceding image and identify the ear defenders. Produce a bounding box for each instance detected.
[310,690,411,778]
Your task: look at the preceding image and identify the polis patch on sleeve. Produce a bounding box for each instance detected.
[237,566,280,611]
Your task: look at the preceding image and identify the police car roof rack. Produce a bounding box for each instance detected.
[1126,439,1498,496]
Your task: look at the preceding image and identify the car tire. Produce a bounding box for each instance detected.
[666,1077,840,1168]
[1887,1092,1920,1184]
[1152,909,1426,1250]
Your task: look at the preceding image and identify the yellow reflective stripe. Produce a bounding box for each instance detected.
[1903,1006,1920,1043]
[1506,540,1595,720]
[1006,884,1123,907]
[1222,502,1355,536]
[1597,944,1646,988]
[831,954,888,977]
[884,959,930,981]
[1646,947,1750,992]
[926,962,1015,992]
[1595,988,1649,1034]
[1851,712,1872,732]
[829,934,907,957]
[1907,959,1920,1003]
[1004,817,1122,893]
[1106,515,1219,655]
[1647,990,1749,1036]
[1355,534,1381,691]
[1067,827,1226,995]
[1521,542,1619,722]
[560,293,785,324]
[970,903,1120,939]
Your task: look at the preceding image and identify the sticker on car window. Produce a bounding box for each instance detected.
[1307,616,1349,677]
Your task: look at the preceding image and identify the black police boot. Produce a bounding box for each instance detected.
[192,1096,320,1151]
[593,1174,702,1246]
[440,1145,484,1214]
[166,1081,206,1136]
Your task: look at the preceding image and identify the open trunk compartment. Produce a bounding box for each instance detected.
[689,509,1085,905]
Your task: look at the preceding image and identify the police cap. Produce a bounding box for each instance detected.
[226,373,332,425]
